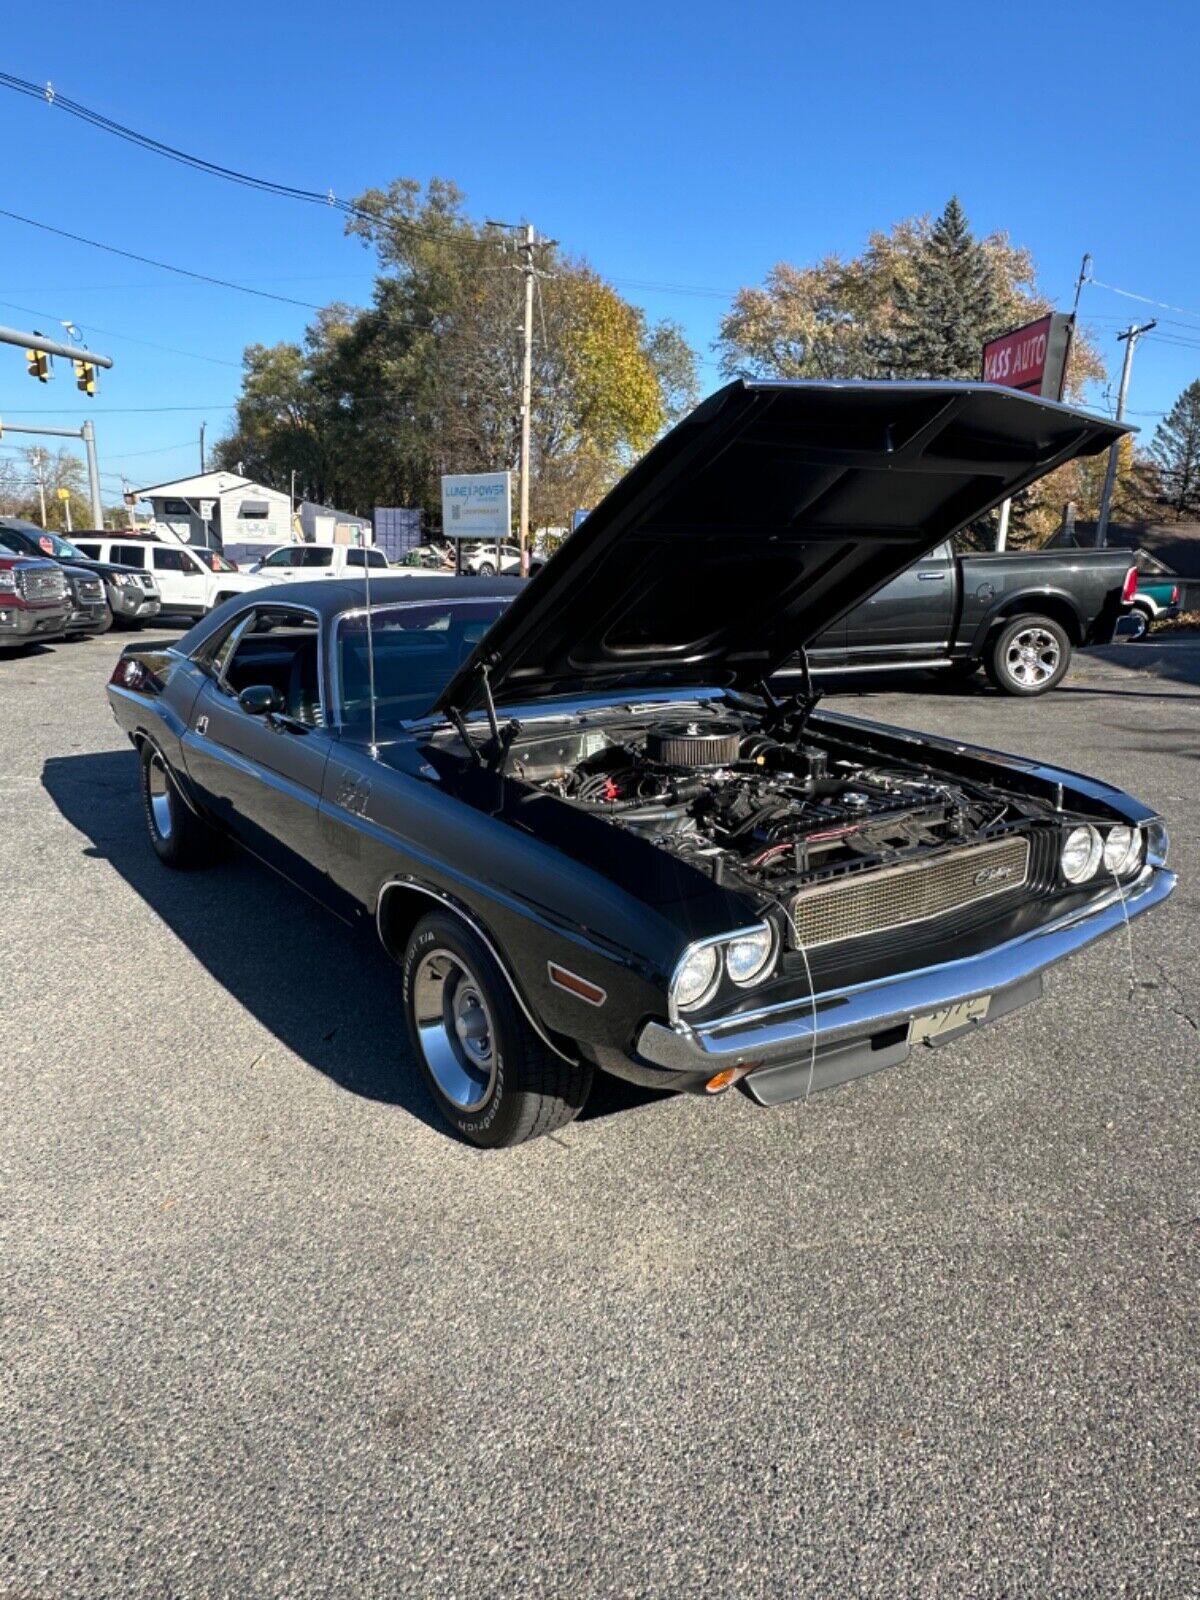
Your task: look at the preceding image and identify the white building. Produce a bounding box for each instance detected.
[135,471,293,552]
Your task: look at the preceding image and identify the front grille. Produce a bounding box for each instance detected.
[788,836,1031,951]
[14,566,68,603]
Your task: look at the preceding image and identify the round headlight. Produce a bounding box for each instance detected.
[725,925,775,987]
[1061,824,1103,884]
[1103,825,1143,877]
[671,943,720,1012]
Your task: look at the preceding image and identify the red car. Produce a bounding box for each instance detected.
[0,552,71,651]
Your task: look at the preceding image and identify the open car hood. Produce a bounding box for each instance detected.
[436,380,1126,715]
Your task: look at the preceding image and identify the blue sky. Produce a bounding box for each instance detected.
[3,0,1198,508]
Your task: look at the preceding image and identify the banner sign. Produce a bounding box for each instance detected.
[982,313,1073,400]
[441,471,511,539]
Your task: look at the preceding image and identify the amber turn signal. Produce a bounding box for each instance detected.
[705,1064,755,1094]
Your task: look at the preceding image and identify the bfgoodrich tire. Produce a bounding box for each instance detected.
[139,741,223,868]
[986,614,1072,696]
[402,911,592,1147]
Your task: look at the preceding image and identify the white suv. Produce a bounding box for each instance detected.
[73,535,272,619]
[463,542,521,575]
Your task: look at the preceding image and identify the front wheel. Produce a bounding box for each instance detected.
[139,742,223,868]
[402,911,592,1147]
[985,615,1072,696]
[475,561,497,577]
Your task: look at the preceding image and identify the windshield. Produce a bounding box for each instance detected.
[1,527,86,560]
[335,598,509,727]
[197,548,237,573]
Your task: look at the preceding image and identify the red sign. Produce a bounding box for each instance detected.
[982,313,1072,399]
[979,310,1075,398]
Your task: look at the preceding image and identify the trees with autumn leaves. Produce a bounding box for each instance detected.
[215,178,697,526]
[717,197,1110,545]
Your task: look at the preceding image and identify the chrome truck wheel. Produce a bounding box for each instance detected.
[987,615,1072,697]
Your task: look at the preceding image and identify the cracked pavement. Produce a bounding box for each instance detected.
[2,629,1197,1598]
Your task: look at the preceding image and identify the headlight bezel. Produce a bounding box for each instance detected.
[1060,824,1103,885]
[669,921,777,1018]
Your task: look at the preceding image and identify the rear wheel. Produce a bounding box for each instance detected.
[476,561,497,577]
[1127,604,1153,641]
[139,742,222,868]
[986,615,1072,696]
[402,911,592,1147]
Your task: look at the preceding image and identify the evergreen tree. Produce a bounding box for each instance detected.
[885,197,1007,379]
[1149,379,1200,518]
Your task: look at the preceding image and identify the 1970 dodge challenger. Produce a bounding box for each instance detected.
[107,381,1175,1146]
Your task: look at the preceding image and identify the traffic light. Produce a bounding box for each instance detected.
[26,348,50,382]
[74,359,97,397]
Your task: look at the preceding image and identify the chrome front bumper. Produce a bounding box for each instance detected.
[636,867,1175,1104]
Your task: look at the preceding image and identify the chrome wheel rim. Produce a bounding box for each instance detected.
[1128,610,1149,639]
[1006,627,1060,688]
[412,949,496,1112]
[146,753,174,840]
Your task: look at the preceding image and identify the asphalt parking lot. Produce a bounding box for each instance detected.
[3,630,1197,1599]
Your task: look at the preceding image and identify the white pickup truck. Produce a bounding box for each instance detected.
[249,544,390,581]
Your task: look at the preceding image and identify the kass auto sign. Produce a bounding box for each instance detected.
[982,312,1072,400]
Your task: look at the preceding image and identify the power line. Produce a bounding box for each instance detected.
[0,297,243,367]
[0,73,506,253]
[0,207,328,310]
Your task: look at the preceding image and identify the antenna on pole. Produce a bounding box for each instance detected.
[362,542,378,758]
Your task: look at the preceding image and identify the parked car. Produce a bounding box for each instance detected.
[0,518,142,630]
[394,544,455,571]
[463,542,521,576]
[1125,577,1182,640]
[806,540,1139,695]
[248,544,390,581]
[106,381,1173,1148]
[0,552,71,650]
[73,534,262,620]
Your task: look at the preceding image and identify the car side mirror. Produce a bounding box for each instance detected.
[238,684,284,716]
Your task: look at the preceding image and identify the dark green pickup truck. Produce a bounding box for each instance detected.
[806,543,1140,696]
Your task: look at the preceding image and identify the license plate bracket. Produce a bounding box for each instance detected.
[909,994,992,1047]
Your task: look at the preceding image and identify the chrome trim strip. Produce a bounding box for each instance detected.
[374,877,578,1064]
[636,866,1175,1072]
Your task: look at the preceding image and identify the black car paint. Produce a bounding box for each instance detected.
[103,383,1163,1104]
[108,580,1159,1096]
[811,542,1136,669]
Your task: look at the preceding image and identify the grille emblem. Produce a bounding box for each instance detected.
[974,864,1015,886]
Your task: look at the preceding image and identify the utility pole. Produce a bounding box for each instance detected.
[1095,320,1155,547]
[33,450,47,527]
[199,421,206,474]
[82,419,103,527]
[518,222,535,577]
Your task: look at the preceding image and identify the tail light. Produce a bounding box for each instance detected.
[1121,567,1139,604]
[1171,585,1180,605]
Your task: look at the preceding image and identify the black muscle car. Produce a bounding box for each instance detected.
[106,381,1175,1146]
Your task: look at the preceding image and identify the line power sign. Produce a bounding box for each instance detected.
[441,471,512,540]
[982,312,1073,400]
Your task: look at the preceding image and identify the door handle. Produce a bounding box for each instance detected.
[917,571,947,581]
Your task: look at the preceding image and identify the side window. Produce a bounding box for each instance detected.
[299,547,334,568]
[223,609,323,721]
[152,547,190,572]
[75,541,102,559]
[111,544,146,568]
[367,548,388,568]
[261,548,298,569]
[345,549,365,568]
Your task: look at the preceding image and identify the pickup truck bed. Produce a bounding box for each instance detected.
[804,541,1138,695]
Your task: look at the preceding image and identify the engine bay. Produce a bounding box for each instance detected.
[507,709,1046,895]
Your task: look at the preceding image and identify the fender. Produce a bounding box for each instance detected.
[968,583,1087,654]
[375,876,579,1064]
